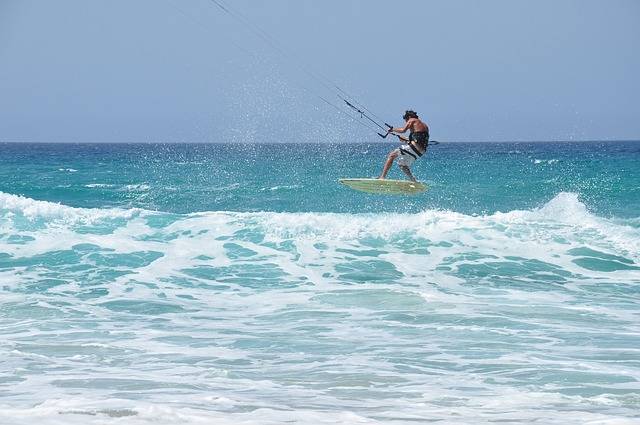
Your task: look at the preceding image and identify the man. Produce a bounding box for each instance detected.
[379,110,430,183]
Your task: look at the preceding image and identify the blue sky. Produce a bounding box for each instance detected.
[1,0,639,143]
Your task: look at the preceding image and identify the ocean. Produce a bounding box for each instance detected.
[1,141,639,424]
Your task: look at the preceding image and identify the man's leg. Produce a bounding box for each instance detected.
[379,150,398,179]
[399,165,418,183]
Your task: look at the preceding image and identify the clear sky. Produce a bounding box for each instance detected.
[1,0,639,143]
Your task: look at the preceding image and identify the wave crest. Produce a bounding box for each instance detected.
[0,191,140,224]
[1,191,637,262]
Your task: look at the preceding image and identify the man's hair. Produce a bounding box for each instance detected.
[403,110,418,120]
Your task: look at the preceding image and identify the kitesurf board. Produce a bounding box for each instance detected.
[339,178,428,195]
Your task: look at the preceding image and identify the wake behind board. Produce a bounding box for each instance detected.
[339,178,428,195]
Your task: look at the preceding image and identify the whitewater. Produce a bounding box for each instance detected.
[1,141,639,424]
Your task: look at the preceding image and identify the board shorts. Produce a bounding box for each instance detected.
[397,144,423,167]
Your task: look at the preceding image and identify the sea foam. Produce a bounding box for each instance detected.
[2,190,639,425]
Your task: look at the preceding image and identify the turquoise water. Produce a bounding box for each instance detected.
[2,141,638,217]
[1,141,639,424]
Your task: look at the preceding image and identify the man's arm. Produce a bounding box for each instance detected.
[387,118,415,134]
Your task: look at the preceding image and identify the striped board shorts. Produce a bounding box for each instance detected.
[397,144,423,167]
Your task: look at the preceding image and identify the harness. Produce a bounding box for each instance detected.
[409,131,430,150]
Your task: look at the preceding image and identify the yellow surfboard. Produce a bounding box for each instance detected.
[339,178,428,195]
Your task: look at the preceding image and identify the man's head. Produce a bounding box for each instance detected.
[403,110,418,120]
